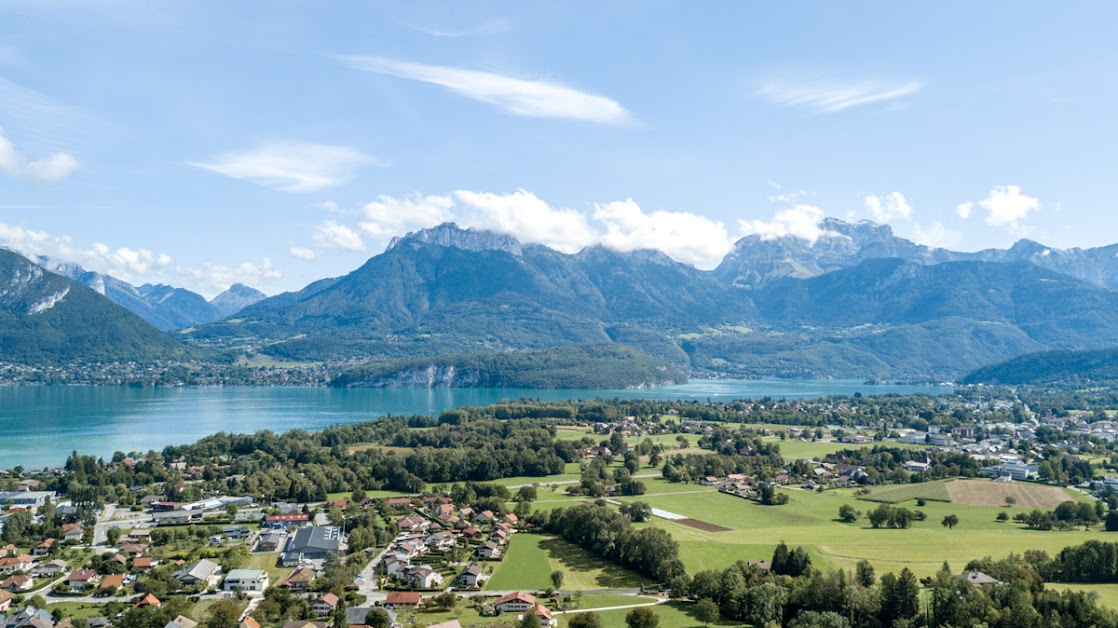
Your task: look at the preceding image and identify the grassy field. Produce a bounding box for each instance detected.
[613,481,1105,579]
[1047,583,1118,609]
[46,602,112,619]
[558,601,747,627]
[773,438,933,461]
[857,480,952,503]
[946,479,1075,508]
[486,534,647,591]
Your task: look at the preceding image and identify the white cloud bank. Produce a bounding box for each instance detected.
[758,79,925,113]
[191,141,378,193]
[0,127,80,184]
[313,219,365,251]
[957,185,1040,231]
[343,56,632,124]
[738,205,835,244]
[0,221,280,298]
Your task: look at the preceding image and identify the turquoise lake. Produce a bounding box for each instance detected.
[0,380,949,469]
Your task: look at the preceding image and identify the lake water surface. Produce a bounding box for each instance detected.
[0,380,948,469]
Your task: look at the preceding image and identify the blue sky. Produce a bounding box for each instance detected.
[1,1,1116,296]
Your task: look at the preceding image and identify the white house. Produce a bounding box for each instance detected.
[223,569,269,593]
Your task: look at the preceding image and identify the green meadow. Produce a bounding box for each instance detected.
[487,534,648,591]
[616,478,1105,579]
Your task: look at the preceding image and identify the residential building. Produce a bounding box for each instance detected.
[311,594,339,617]
[493,592,537,614]
[173,559,220,587]
[223,569,269,593]
[384,592,421,609]
[64,570,97,589]
[163,616,198,628]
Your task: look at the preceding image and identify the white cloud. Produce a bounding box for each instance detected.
[864,192,913,223]
[977,185,1040,230]
[289,246,317,261]
[191,141,377,193]
[343,56,632,124]
[0,221,279,297]
[0,127,79,184]
[403,18,512,38]
[312,219,365,251]
[955,201,973,219]
[758,79,925,113]
[173,258,282,298]
[910,222,963,249]
[359,193,456,240]
[454,189,598,253]
[593,199,734,268]
[738,205,835,244]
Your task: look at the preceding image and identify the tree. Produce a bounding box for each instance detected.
[516,486,538,503]
[1005,495,1017,507]
[942,514,959,529]
[997,511,1009,522]
[550,570,565,590]
[622,502,652,523]
[518,612,541,628]
[1106,510,1118,532]
[694,599,719,626]
[206,599,243,628]
[838,504,860,523]
[105,526,122,546]
[568,612,602,628]
[431,591,456,611]
[855,559,875,587]
[351,486,366,503]
[625,607,660,628]
[366,609,390,628]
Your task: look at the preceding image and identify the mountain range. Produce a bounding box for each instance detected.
[7,218,1118,382]
[34,256,265,330]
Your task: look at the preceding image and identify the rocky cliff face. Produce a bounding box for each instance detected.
[387,222,523,255]
[338,364,482,388]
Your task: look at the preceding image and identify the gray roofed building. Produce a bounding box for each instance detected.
[3,607,55,628]
[164,616,198,628]
[281,526,345,566]
[173,559,220,585]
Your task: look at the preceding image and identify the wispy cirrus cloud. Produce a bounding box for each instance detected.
[758,78,925,113]
[402,18,512,38]
[191,141,380,193]
[342,55,632,124]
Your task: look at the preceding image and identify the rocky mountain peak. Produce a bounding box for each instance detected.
[387,222,523,256]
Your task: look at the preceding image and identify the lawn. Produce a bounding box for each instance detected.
[612,483,1118,579]
[1047,583,1118,609]
[486,534,647,591]
[773,438,933,462]
[45,602,112,620]
[558,601,747,627]
[243,551,291,584]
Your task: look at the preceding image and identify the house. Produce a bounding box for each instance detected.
[701,476,720,486]
[128,529,152,541]
[32,560,67,577]
[384,592,422,609]
[258,531,286,552]
[281,622,327,628]
[1,575,33,591]
[240,617,260,628]
[504,513,519,525]
[221,526,250,540]
[434,504,454,517]
[399,566,443,589]
[264,514,310,529]
[0,556,33,573]
[33,539,54,557]
[325,500,348,509]
[902,461,931,473]
[461,528,483,541]
[381,556,407,578]
[280,567,315,589]
[0,590,12,613]
[311,593,339,617]
[840,434,873,445]
[493,592,537,614]
[386,497,412,510]
[477,541,501,560]
[425,531,456,550]
[399,516,427,532]
[0,545,16,558]
[134,594,162,608]
[518,604,556,628]
[223,569,269,593]
[99,574,126,592]
[455,564,486,588]
[2,606,54,628]
[132,557,157,571]
[163,616,198,628]
[281,526,345,566]
[173,559,220,587]
[346,607,396,628]
[65,569,97,589]
[962,570,1001,588]
[476,510,495,523]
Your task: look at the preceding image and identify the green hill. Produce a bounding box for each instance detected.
[963,346,1118,386]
